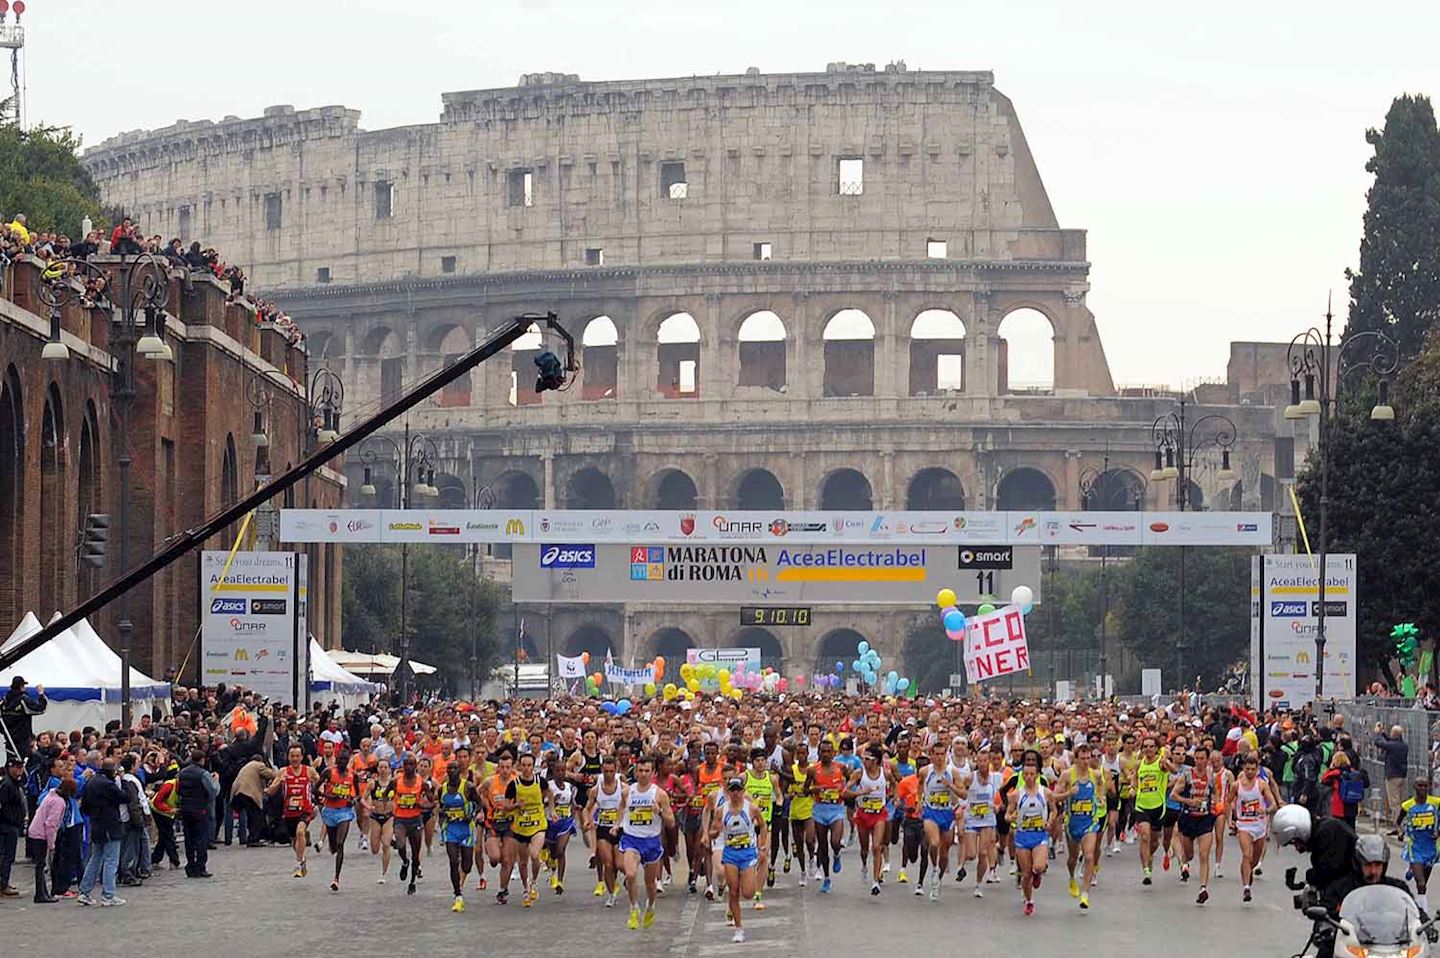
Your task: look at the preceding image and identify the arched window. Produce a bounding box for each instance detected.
[906,467,965,510]
[649,469,698,510]
[509,322,544,407]
[819,468,872,511]
[996,467,1057,512]
[737,311,786,390]
[822,309,875,397]
[566,466,617,510]
[657,312,701,398]
[909,309,966,395]
[997,308,1055,393]
[581,316,619,400]
[732,468,785,510]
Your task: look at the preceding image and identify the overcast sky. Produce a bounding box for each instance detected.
[20,0,1440,388]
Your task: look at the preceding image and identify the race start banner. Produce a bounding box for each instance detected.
[961,606,1031,683]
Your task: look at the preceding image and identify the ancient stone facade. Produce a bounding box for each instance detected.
[83,66,1285,678]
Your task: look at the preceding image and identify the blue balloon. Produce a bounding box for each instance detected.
[1021,603,1034,615]
[852,659,863,673]
[835,661,845,673]
[888,669,899,683]
[942,610,965,632]
[857,640,870,655]
[897,677,911,692]
[616,698,633,716]
[600,701,618,715]
[866,649,881,663]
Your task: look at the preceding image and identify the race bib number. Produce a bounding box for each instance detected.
[628,807,654,827]
[968,802,990,818]
[1020,815,1045,830]
[1139,772,1159,792]
[287,794,306,812]
[1240,799,1262,818]
[819,787,841,804]
[860,797,885,814]
[517,810,543,830]
[332,783,352,799]
[1070,799,1093,816]
[598,808,620,826]
[1414,810,1436,830]
[726,832,751,849]
[397,794,417,810]
[444,806,468,823]
[555,802,572,819]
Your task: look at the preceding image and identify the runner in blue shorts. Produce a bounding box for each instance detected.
[808,739,848,892]
[1007,749,1055,916]
[714,778,769,944]
[618,755,676,931]
[919,742,964,901]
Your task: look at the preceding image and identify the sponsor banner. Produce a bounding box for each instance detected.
[686,648,763,670]
[279,509,384,543]
[200,551,302,706]
[957,545,1013,570]
[604,663,655,686]
[1251,554,1357,709]
[539,544,597,569]
[1141,512,1272,546]
[962,606,1031,683]
[278,509,1271,546]
[555,653,587,679]
[513,544,1042,605]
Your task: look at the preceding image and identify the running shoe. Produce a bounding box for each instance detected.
[732,929,746,943]
[555,882,564,895]
[497,889,509,905]
[378,876,387,884]
[1023,900,1034,916]
[1215,865,1224,879]
[330,879,339,892]
[1079,893,1089,910]
[627,907,640,930]
[767,867,775,888]
[478,877,488,891]
[974,886,984,898]
[452,895,465,913]
[98,897,126,907]
[293,866,305,879]
[400,862,408,882]
[821,877,832,894]
[407,883,416,896]
[1181,863,1190,883]
[897,869,908,883]
[833,850,842,874]
[1069,878,1079,898]
[753,891,763,903]
[914,883,924,897]
[1196,886,1208,905]
[798,874,807,888]
[605,893,617,908]
[705,884,716,901]
[1243,886,1252,903]
[76,895,94,906]
[1142,868,1153,886]
[783,855,792,873]
[1254,865,1263,877]
[813,867,823,881]
[1162,852,1171,872]
[957,867,967,884]
[928,884,939,902]
[643,906,655,928]
[301,861,308,877]
[550,873,559,890]
[523,889,534,908]
[688,878,697,894]
[870,881,881,896]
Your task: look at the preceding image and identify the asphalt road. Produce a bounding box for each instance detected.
[1,837,1311,957]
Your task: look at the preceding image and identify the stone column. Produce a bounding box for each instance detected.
[874,291,899,397]
[703,454,720,508]
[878,450,895,509]
[969,288,999,397]
[701,293,727,401]
[1063,450,1082,510]
[541,451,556,508]
[789,292,817,400]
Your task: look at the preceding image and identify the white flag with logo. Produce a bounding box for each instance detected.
[556,653,586,679]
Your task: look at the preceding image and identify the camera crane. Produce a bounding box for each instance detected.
[0,311,577,672]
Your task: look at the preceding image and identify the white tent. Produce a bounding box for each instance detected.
[329,650,437,678]
[309,639,380,712]
[0,613,171,735]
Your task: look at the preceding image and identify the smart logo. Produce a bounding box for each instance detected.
[211,598,247,615]
[540,544,596,569]
[1271,601,1307,617]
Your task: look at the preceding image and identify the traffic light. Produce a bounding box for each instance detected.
[80,513,109,568]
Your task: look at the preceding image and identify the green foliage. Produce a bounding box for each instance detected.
[1344,95,1440,360]
[1296,330,1440,679]
[901,617,961,694]
[1110,546,1252,687]
[0,121,104,234]
[341,545,506,695]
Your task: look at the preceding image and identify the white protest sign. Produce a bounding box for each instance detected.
[962,606,1031,683]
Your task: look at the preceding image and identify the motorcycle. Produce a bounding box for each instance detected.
[1300,884,1440,958]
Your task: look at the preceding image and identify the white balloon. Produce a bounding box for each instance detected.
[1011,585,1034,608]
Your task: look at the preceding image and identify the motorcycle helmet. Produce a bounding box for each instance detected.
[1355,834,1390,867]
[1272,804,1312,846]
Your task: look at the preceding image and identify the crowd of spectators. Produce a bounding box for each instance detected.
[0,212,305,348]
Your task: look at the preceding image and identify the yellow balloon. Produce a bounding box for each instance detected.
[936,588,957,609]
[686,678,700,692]
[731,688,743,700]
[683,689,695,700]
[680,663,694,680]
[644,682,656,696]
[717,668,731,684]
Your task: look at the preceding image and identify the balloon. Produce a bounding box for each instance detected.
[683,689,695,700]
[653,656,666,681]
[1011,585,1034,609]
[680,663,694,681]
[644,682,656,697]
[616,699,632,716]
[586,677,598,693]
[1022,603,1034,615]
[945,628,964,642]
[857,640,870,655]
[897,677,911,692]
[686,678,700,692]
[777,678,789,692]
[600,701,618,715]
[852,659,863,672]
[717,668,731,685]
[663,683,678,700]
[936,588,957,609]
[731,688,743,700]
[942,610,965,632]
[977,603,996,615]
[794,674,805,685]
[835,661,845,673]
[582,651,590,666]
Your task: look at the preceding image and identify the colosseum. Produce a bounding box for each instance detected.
[82,63,1292,679]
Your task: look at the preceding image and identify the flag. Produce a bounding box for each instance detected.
[556,653,586,679]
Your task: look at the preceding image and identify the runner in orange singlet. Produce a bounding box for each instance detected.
[265,744,318,879]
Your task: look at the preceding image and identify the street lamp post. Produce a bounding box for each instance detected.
[1285,306,1398,701]
[1151,398,1238,690]
[357,422,439,704]
[1079,451,1147,698]
[468,476,496,699]
[41,253,173,731]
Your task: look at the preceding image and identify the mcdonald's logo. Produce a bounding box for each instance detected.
[1295,650,1311,664]
[505,518,526,536]
[233,649,250,661]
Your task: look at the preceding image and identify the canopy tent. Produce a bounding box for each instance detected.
[328,650,437,679]
[309,639,381,711]
[1,612,172,735]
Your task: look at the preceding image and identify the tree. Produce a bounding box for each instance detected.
[1296,327,1440,679]
[902,616,960,694]
[0,120,104,234]
[1344,95,1440,360]
[341,545,506,695]
[1109,546,1252,688]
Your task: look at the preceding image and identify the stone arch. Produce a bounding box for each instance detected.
[816,628,870,675]
[38,383,65,614]
[566,466,617,510]
[908,309,966,395]
[358,325,399,357]
[649,626,696,662]
[0,366,22,627]
[309,330,341,361]
[997,307,1055,393]
[996,466,1057,512]
[647,468,698,510]
[434,473,468,509]
[736,310,786,391]
[906,467,966,511]
[428,324,473,407]
[1081,468,1146,511]
[729,627,784,670]
[509,321,544,407]
[731,467,785,510]
[822,308,875,397]
[563,624,615,659]
[656,311,701,398]
[819,468,872,511]
[490,469,541,558]
[581,315,619,400]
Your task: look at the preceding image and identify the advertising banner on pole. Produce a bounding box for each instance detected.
[280,509,1271,547]
[200,551,305,706]
[962,606,1031,683]
[686,648,763,671]
[1251,554,1357,710]
[512,544,1042,606]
